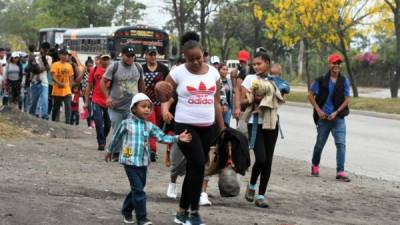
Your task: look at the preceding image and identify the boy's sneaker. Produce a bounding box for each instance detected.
[167,182,177,199]
[150,151,157,162]
[185,212,205,225]
[174,211,189,224]
[138,218,153,225]
[336,171,351,182]
[112,153,119,162]
[199,192,211,206]
[123,214,135,224]
[311,165,319,176]
[245,185,255,202]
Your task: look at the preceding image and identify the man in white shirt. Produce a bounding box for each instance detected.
[29,42,52,119]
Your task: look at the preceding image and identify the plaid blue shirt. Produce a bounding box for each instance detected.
[107,116,179,167]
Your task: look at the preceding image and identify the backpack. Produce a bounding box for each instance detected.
[268,76,290,94]
[109,61,143,89]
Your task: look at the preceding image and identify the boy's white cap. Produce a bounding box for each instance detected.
[210,55,220,64]
[130,93,152,109]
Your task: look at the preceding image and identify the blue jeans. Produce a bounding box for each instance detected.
[122,165,147,222]
[312,118,346,172]
[223,108,232,127]
[22,88,31,112]
[93,103,111,146]
[86,98,94,127]
[108,108,130,153]
[30,84,49,119]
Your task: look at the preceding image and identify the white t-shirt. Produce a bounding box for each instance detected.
[33,55,52,86]
[170,64,220,126]
[241,74,271,124]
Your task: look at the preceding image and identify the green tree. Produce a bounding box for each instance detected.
[113,0,146,26]
[0,0,39,45]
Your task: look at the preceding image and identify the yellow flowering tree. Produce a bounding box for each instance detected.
[256,0,380,97]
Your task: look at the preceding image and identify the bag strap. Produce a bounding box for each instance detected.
[134,62,143,78]
[109,62,119,89]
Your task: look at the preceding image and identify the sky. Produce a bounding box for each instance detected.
[137,0,171,28]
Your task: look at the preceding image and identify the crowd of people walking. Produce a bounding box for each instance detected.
[0,30,351,225]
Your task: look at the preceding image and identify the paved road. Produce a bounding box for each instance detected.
[274,105,400,182]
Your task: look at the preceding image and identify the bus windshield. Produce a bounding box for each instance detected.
[114,28,168,60]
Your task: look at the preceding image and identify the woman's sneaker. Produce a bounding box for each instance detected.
[245,185,255,202]
[311,165,319,176]
[255,195,269,208]
[336,171,351,182]
[199,192,211,206]
[174,211,189,224]
[185,212,205,225]
[167,182,177,199]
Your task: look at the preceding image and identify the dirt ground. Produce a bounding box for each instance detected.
[1,107,399,225]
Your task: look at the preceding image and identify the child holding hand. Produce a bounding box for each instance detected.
[105,93,192,225]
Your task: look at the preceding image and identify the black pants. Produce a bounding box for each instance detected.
[174,122,216,211]
[70,111,79,125]
[8,80,21,105]
[48,85,53,115]
[247,124,279,196]
[52,95,72,124]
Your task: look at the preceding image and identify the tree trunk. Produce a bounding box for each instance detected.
[338,33,359,97]
[288,53,294,80]
[304,39,311,88]
[172,0,185,54]
[200,0,207,48]
[122,0,128,25]
[391,3,400,97]
[297,40,305,81]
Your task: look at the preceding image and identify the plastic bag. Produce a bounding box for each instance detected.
[80,108,89,120]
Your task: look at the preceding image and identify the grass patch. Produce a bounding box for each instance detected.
[0,115,23,138]
[286,92,400,114]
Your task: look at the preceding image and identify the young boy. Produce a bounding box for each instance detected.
[105,93,192,225]
[70,85,81,125]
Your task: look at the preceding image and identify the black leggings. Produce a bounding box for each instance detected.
[174,122,216,211]
[8,80,21,105]
[248,124,278,196]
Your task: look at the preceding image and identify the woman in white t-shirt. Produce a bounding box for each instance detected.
[163,32,224,225]
[240,51,281,208]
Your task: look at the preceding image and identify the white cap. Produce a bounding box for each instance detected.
[210,56,220,64]
[130,93,152,109]
[11,52,20,58]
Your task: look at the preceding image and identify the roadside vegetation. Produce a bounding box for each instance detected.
[287,92,400,114]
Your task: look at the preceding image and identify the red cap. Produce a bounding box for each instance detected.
[237,50,250,62]
[328,53,343,64]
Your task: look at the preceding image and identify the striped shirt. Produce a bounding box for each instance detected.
[107,116,179,167]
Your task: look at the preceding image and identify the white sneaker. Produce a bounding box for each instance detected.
[167,182,177,199]
[199,192,212,206]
